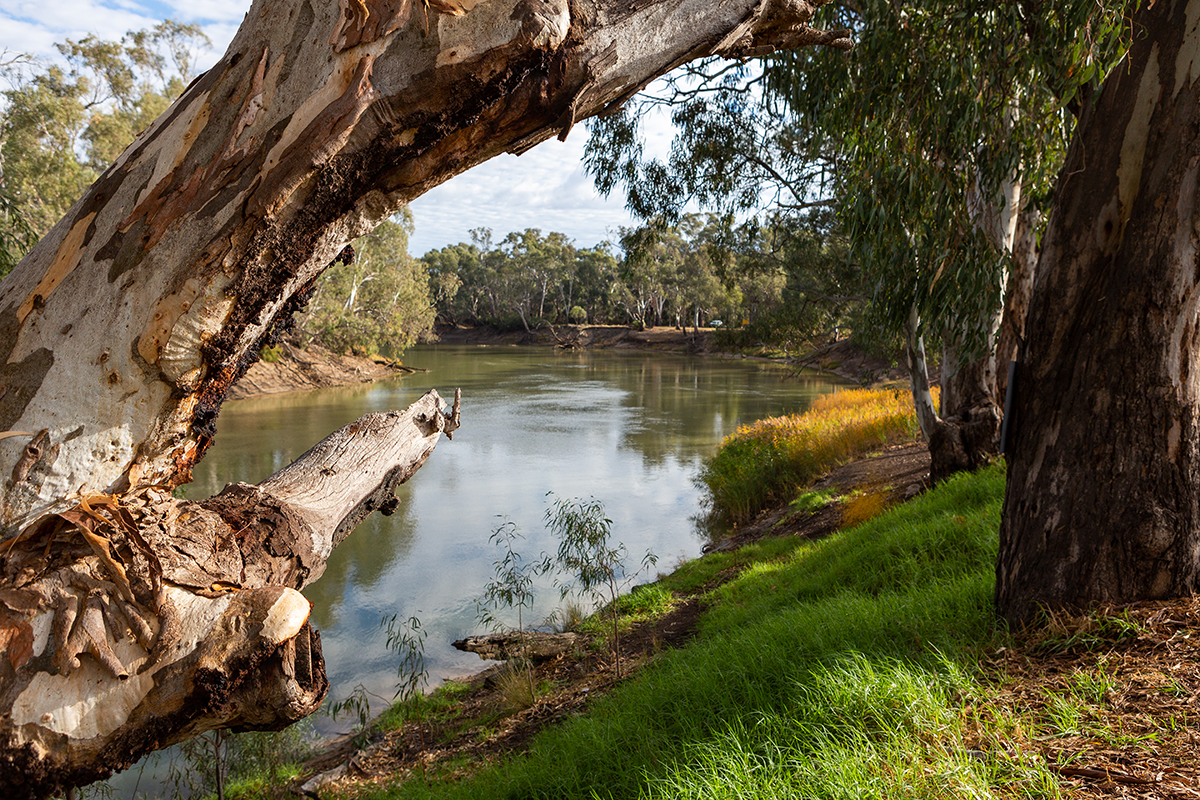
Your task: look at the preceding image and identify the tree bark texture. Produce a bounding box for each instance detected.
[909,169,1024,482]
[997,0,1200,622]
[0,389,458,798]
[0,0,847,536]
[0,0,846,793]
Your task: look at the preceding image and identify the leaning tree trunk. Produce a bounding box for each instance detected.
[908,171,1022,483]
[997,0,1200,623]
[0,0,846,794]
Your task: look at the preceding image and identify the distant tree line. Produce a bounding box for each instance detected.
[1,23,866,360]
[422,211,863,349]
[0,23,435,358]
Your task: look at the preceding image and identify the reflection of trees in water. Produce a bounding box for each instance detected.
[615,357,843,465]
[304,495,419,630]
[181,387,422,632]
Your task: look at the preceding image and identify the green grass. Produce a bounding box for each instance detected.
[576,584,677,638]
[345,462,1059,800]
[789,487,841,514]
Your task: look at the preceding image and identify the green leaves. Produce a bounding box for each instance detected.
[0,20,210,242]
[303,215,434,357]
[770,0,1133,347]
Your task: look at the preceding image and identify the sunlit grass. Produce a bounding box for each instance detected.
[347,463,1061,800]
[698,387,931,524]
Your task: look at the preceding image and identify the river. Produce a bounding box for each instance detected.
[181,345,847,735]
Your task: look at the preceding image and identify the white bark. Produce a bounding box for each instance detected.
[0,0,846,538]
[0,0,847,793]
[0,390,458,797]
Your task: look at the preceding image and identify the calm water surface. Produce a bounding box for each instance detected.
[183,345,847,731]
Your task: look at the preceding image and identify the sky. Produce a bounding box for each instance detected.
[0,0,673,256]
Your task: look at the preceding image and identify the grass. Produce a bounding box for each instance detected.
[576,584,677,639]
[340,462,1058,800]
[698,387,929,525]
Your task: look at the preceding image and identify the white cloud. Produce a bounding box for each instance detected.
[0,0,685,256]
[407,132,642,255]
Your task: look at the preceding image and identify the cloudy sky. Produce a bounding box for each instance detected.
[0,0,671,255]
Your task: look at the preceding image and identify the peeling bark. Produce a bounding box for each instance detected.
[998,0,1200,622]
[0,0,842,793]
[0,0,846,537]
[0,390,457,798]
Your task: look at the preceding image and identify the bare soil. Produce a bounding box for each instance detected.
[977,598,1200,798]
[226,341,407,401]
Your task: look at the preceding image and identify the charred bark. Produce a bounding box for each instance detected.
[997,0,1200,622]
[0,0,848,536]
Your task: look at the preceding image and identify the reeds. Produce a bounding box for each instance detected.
[699,387,929,525]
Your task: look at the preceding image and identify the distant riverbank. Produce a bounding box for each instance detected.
[228,325,904,401]
[432,323,905,385]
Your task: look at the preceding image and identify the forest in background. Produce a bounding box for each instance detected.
[0,22,866,361]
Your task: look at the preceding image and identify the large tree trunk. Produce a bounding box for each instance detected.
[0,0,845,793]
[997,0,1200,623]
[0,390,459,798]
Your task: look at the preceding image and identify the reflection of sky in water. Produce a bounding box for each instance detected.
[182,347,847,736]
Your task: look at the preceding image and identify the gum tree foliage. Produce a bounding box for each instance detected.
[0,22,211,239]
[763,0,1130,361]
[583,72,861,344]
[0,0,846,792]
[302,214,435,357]
[545,495,656,680]
[586,1,1130,356]
[421,214,846,332]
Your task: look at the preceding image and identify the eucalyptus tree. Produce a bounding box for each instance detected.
[589,0,1129,479]
[498,228,576,324]
[767,0,1127,478]
[302,214,434,356]
[0,22,210,238]
[0,1,843,791]
[571,242,620,323]
[997,0,1200,621]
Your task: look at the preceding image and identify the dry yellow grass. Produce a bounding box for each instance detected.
[701,387,934,524]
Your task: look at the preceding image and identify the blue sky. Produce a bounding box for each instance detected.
[0,0,670,255]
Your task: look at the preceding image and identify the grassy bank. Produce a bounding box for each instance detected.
[697,387,929,525]
[331,461,1034,800]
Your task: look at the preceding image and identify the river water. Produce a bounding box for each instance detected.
[181,345,846,733]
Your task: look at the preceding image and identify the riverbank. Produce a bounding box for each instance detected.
[226,326,902,401]
[226,341,410,401]
[434,323,906,385]
[293,439,938,796]
[285,449,1200,800]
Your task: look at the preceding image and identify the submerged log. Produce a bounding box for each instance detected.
[454,630,580,662]
[0,389,459,800]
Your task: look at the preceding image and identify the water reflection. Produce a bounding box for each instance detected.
[183,346,845,732]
